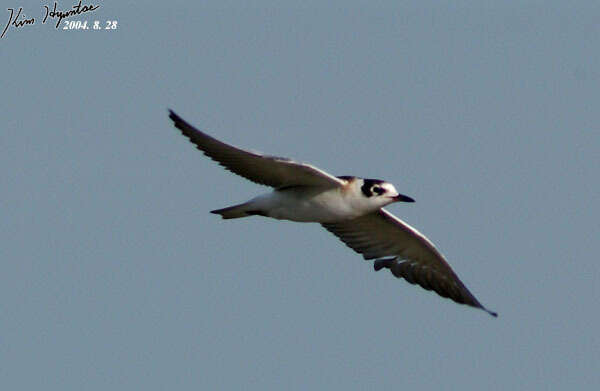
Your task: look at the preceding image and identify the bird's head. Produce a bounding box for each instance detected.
[342,177,414,212]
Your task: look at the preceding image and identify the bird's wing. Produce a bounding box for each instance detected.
[168,110,345,189]
[321,209,497,316]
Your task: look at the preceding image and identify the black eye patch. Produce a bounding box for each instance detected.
[373,187,385,195]
[361,178,385,197]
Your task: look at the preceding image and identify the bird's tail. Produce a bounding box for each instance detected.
[210,202,265,219]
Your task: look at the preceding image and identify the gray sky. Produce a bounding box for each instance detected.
[2,1,599,389]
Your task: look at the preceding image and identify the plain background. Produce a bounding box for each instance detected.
[2,1,599,389]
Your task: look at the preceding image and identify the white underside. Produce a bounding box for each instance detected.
[245,187,372,223]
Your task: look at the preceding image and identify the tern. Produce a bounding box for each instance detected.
[168,110,497,317]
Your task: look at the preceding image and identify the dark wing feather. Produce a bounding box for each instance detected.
[168,110,344,189]
[322,209,497,316]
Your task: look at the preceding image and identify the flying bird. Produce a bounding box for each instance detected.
[167,110,497,317]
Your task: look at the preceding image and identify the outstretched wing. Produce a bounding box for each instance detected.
[168,110,345,189]
[321,209,497,316]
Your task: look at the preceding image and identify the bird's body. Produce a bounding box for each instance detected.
[167,110,497,317]
[214,177,397,222]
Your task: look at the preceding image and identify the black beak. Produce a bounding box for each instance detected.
[393,194,415,203]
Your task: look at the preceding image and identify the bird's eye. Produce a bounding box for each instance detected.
[373,186,385,195]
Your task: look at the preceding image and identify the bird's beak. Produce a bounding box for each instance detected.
[392,193,415,203]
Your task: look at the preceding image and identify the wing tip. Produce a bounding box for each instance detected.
[167,108,181,123]
[167,109,197,138]
[373,258,498,317]
[482,306,498,318]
